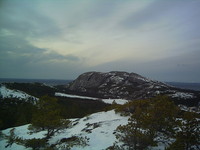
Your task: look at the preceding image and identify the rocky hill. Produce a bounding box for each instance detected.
[66,71,200,106]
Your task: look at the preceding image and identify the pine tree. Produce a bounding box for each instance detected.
[115,96,179,150]
[169,112,200,150]
[145,96,179,136]
[115,99,156,150]
[31,96,70,138]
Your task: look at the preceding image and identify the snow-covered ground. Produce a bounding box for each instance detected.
[179,104,200,114]
[1,109,197,150]
[170,92,195,99]
[0,85,38,101]
[50,110,129,150]
[55,92,129,105]
[0,124,46,150]
[0,110,129,150]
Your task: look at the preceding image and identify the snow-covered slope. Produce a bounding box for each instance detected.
[1,108,199,150]
[0,110,129,150]
[50,110,129,150]
[0,124,46,150]
[0,85,38,101]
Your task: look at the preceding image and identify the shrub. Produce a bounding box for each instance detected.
[25,138,47,150]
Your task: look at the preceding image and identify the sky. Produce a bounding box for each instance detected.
[0,0,200,82]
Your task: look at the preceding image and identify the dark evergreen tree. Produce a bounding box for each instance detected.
[168,111,200,150]
[114,96,179,150]
[115,99,155,150]
[31,96,70,138]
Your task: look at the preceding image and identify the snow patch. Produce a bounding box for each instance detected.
[170,92,194,99]
[55,92,97,100]
[178,104,200,114]
[102,99,129,105]
[55,92,128,105]
[2,124,47,140]
[110,75,124,84]
[136,76,151,82]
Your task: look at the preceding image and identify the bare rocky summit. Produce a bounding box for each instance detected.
[66,71,200,106]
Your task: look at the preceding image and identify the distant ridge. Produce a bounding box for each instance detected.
[166,82,200,91]
[0,78,72,86]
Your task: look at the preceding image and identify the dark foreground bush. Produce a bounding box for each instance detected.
[25,138,47,150]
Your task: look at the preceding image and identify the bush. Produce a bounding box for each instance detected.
[31,96,70,138]
[25,138,47,150]
[114,96,179,150]
[168,112,200,150]
[58,136,89,149]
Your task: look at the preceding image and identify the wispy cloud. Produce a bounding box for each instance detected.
[0,0,200,81]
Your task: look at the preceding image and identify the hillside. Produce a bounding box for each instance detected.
[0,110,128,150]
[0,85,38,101]
[65,71,200,106]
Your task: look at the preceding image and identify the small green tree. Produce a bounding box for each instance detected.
[115,96,179,150]
[145,96,179,136]
[115,99,156,150]
[58,136,89,150]
[31,96,70,138]
[25,138,47,150]
[0,119,3,129]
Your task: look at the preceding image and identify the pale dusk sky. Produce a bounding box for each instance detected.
[0,0,200,82]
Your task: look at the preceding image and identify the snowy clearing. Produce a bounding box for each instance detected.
[55,92,129,105]
[55,92,97,100]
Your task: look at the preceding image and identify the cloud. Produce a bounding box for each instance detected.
[91,50,200,82]
[0,0,200,81]
[0,35,80,63]
[120,0,200,31]
[0,0,62,40]
[0,32,82,79]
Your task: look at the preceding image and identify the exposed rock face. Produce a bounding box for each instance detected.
[66,71,200,106]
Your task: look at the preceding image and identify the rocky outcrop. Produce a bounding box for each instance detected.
[66,71,200,106]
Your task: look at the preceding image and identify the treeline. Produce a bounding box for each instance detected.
[3,82,57,97]
[0,96,109,130]
[57,97,109,118]
[0,98,36,130]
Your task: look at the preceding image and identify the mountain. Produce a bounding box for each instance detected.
[65,71,200,106]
